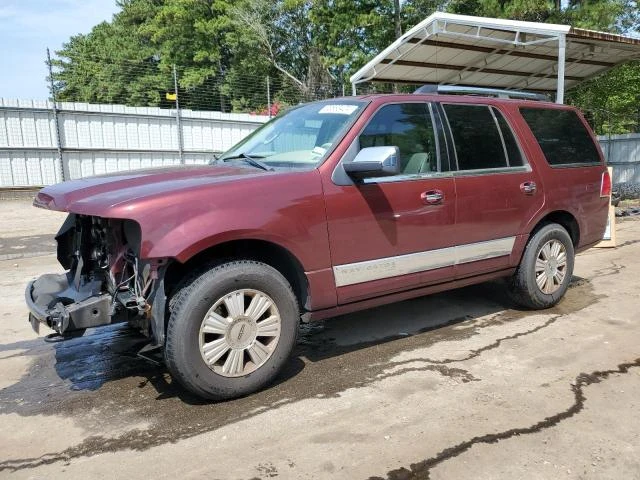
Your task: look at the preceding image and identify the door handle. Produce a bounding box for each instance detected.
[421,189,444,205]
[520,181,537,195]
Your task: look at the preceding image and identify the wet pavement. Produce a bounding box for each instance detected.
[0,206,639,479]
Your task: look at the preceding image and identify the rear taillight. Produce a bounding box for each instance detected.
[600,170,611,198]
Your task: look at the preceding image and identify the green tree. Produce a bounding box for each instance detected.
[310,0,396,84]
[50,0,640,129]
[568,61,640,134]
[141,0,231,105]
[401,0,449,29]
[53,0,167,105]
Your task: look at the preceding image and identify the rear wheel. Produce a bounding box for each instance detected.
[165,260,299,400]
[508,223,574,309]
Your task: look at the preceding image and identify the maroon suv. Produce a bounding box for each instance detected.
[26,91,610,399]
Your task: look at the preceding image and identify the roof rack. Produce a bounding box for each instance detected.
[413,84,549,101]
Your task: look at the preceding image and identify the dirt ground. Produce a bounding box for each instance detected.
[0,200,639,480]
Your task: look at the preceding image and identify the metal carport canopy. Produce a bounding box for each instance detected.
[350,12,640,104]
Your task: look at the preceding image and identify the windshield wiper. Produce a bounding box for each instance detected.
[218,153,273,171]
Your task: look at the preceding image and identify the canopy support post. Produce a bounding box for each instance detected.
[352,83,357,96]
[556,34,566,104]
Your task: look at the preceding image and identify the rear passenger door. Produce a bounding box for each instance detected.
[439,103,545,278]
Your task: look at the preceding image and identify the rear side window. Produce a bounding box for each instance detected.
[443,104,522,170]
[520,108,601,166]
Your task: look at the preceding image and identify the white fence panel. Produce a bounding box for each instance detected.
[598,133,640,184]
[0,98,268,187]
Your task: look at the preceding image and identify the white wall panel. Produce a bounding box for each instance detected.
[599,133,640,184]
[0,100,268,186]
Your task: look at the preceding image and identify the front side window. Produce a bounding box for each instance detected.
[218,100,366,170]
[520,107,601,166]
[358,103,439,175]
[443,104,521,171]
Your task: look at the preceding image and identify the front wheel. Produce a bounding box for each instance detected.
[165,260,299,400]
[508,223,575,309]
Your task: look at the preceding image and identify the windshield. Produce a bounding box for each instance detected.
[217,100,366,170]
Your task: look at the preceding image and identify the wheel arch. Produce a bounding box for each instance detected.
[164,238,310,312]
[530,210,580,247]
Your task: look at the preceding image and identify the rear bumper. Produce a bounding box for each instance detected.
[25,272,112,335]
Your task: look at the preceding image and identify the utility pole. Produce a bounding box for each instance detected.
[393,0,402,93]
[394,0,402,40]
[173,65,185,164]
[266,76,272,119]
[47,48,65,181]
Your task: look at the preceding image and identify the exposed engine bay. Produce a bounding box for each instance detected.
[25,214,165,341]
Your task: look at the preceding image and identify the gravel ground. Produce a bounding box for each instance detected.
[0,201,639,480]
[615,182,640,201]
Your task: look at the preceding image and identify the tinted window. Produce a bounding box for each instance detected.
[359,103,438,175]
[520,108,601,166]
[493,108,524,167]
[443,104,508,170]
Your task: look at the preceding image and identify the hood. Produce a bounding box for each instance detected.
[34,164,268,216]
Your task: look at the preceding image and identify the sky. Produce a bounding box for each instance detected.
[0,0,120,100]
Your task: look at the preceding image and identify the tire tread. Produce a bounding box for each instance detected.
[507,223,574,310]
[164,260,298,400]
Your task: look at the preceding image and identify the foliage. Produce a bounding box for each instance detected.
[567,61,640,134]
[52,0,166,106]
[51,0,640,132]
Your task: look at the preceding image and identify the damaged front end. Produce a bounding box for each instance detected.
[25,214,166,343]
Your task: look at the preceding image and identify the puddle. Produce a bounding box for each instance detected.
[0,277,602,471]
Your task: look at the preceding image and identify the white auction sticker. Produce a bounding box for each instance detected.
[312,146,327,156]
[318,104,358,115]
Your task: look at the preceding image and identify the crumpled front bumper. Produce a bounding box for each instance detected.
[25,272,112,335]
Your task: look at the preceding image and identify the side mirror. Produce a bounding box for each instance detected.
[343,146,401,180]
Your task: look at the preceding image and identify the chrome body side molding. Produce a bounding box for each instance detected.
[333,236,516,287]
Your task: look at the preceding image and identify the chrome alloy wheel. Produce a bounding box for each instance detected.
[535,239,568,294]
[198,289,281,377]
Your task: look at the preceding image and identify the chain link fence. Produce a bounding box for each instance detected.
[1,49,638,188]
[0,50,403,188]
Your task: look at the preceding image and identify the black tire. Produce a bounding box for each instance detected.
[165,260,299,400]
[508,223,575,309]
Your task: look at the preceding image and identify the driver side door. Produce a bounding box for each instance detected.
[322,102,458,305]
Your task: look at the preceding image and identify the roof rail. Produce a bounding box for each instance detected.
[413,84,549,101]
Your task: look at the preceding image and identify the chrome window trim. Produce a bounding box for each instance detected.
[362,165,530,183]
[452,165,532,177]
[333,236,516,287]
[362,171,454,184]
[549,162,602,169]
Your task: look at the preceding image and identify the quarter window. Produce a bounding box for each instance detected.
[444,104,521,170]
[359,103,439,175]
[520,108,601,166]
